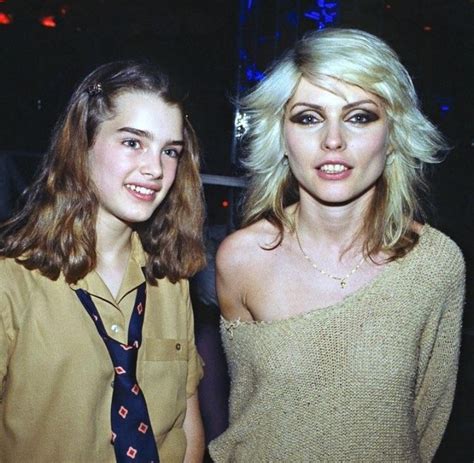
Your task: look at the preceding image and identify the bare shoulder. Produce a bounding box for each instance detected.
[216,220,279,321]
[217,220,278,270]
[412,221,424,235]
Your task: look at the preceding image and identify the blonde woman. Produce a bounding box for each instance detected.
[209,29,465,462]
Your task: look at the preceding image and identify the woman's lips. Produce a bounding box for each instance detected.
[125,183,160,201]
[316,162,352,180]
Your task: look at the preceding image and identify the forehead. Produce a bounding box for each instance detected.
[288,76,385,108]
[106,91,183,133]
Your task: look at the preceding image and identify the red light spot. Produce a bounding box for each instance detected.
[423,25,432,32]
[221,200,229,208]
[0,12,12,24]
[40,15,56,28]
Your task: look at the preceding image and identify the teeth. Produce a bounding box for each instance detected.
[126,184,154,195]
[320,164,347,173]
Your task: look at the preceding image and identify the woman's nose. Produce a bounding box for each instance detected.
[321,122,346,151]
[140,151,163,179]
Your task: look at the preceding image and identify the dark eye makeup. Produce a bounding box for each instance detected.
[346,110,380,124]
[288,108,380,126]
[288,112,322,125]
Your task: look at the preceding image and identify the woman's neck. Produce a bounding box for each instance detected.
[294,192,371,260]
[94,211,133,298]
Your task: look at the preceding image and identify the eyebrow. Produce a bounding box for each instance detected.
[118,127,184,145]
[288,99,380,112]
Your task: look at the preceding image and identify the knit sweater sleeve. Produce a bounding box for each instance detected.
[414,243,465,462]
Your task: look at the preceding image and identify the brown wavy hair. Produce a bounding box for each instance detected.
[0,61,206,284]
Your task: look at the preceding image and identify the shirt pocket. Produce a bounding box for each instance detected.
[138,338,188,437]
[142,337,188,361]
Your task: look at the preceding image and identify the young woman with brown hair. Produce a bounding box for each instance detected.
[0,61,206,462]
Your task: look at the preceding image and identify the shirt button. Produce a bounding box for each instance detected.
[175,343,181,351]
[110,324,120,333]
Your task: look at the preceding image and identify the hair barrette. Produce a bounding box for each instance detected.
[87,82,103,97]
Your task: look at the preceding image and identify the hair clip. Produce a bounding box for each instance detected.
[87,82,103,97]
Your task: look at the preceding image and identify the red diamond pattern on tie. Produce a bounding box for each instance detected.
[131,384,140,395]
[120,344,133,351]
[119,406,128,419]
[111,432,117,443]
[127,447,137,459]
[115,366,126,375]
[138,422,148,434]
[137,303,144,315]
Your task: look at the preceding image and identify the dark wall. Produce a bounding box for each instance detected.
[0,0,237,175]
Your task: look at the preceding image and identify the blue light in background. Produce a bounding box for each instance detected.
[304,0,338,29]
[436,96,453,115]
[245,64,265,83]
[239,0,339,90]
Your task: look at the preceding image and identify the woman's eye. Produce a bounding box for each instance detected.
[290,113,321,125]
[122,139,141,149]
[163,148,180,158]
[347,111,379,124]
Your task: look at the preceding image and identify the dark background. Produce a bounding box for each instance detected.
[0,0,472,460]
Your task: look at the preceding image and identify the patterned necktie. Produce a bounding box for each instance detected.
[75,283,160,462]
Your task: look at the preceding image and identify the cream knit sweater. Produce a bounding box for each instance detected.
[209,226,465,463]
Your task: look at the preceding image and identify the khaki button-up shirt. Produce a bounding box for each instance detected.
[0,235,203,462]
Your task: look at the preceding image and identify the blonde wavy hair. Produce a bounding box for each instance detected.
[241,28,447,259]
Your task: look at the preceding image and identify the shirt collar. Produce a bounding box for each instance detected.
[70,232,147,303]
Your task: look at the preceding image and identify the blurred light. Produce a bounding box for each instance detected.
[234,110,249,139]
[245,64,265,83]
[436,96,453,114]
[423,25,432,32]
[0,12,12,24]
[60,5,70,16]
[40,15,57,28]
[304,1,338,30]
[221,200,230,208]
[385,4,392,9]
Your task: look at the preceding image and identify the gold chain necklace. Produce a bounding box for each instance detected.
[294,226,365,289]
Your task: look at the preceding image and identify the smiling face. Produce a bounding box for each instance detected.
[89,91,184,228]
[284,77,390,207]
